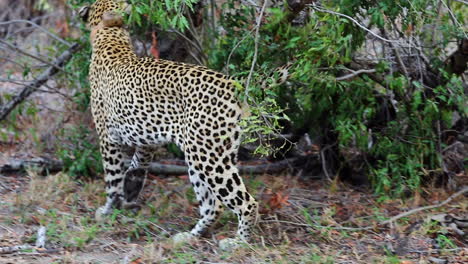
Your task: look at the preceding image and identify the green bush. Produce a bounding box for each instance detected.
[57,125,102,178]
[204,0,466,196]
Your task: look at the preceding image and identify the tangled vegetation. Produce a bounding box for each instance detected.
[66,0,466,196]
[1,0,466,197]
[0,1,467,262]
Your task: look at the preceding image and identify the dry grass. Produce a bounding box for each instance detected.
[0,171,467,263]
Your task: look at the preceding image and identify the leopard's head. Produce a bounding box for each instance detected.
[78,0,129,28]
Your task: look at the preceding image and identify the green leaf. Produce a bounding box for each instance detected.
[165,0,172,9]
[178,15,189,30]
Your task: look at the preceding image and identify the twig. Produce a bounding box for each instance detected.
[440,0,468,38]
[260,219,373,231]
[265,187,468,231]
[244,0,268,95]
[0,226,47,254]
[0,180,13,191]
[0,78,72,100]
[0,224,15,234]
[0,158,64,174]
[320,146,331,181]
[242,0,261,9]
[381,186,468,225]
[336,69,377,81]
[168,29,207,63]
[186,14,208,64]
[309,3,402,44]
[319,143,336,181]
[0,226,46,254]
[0,244,33,254]
[224,27,256,74]
[0,39,68,73]
[0,56,27,68]
[0,20,72,46]
[0,43,80,121]
[389,40,410,80]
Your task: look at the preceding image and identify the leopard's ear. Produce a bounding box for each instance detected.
[78,5,90,22]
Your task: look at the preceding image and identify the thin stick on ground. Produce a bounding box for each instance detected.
[0,244,34,254]
[381,186,468,225]
[0,226,47,254]
[265,187,467,232]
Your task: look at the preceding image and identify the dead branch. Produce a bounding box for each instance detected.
[0,244,33,254]
[0,39,68,73]
[0,226,47,255]
[0,43,80,121]
[245,0,269,93]
[348,61,386,86]
[381,186,468,225]
[0,157,63,174]
[336,68,377,81]
[0,20,72,46]
[309,3,402,44]
[0,156,306,176]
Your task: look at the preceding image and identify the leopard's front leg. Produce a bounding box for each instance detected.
[95,139,127,220]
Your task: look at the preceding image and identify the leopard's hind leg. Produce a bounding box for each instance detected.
[184,148,258,241]
[187,166,225,237]
[96,139,127,218]
[123,147,154,209]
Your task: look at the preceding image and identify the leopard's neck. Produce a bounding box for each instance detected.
[91,27,138,66]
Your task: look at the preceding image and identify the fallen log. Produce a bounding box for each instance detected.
[0,155,314,176]
[0,157,63,174]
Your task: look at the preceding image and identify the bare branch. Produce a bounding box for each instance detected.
[309,3,403,44]
[0,39,68,74]
[0,20,72,46]
[336,68,377,81]
[0,244,34,254]
[0,43,80,121]
[381,186,468,225]
[0,56,27,68]
[224,27,256,74]
[0,78,74,102]
[440,0,468,38]
[245,0,269,94]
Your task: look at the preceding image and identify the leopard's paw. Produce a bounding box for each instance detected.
[95,206,112,222]
[172,232,195,245]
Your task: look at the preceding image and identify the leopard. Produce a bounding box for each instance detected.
[77,0,259,245]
